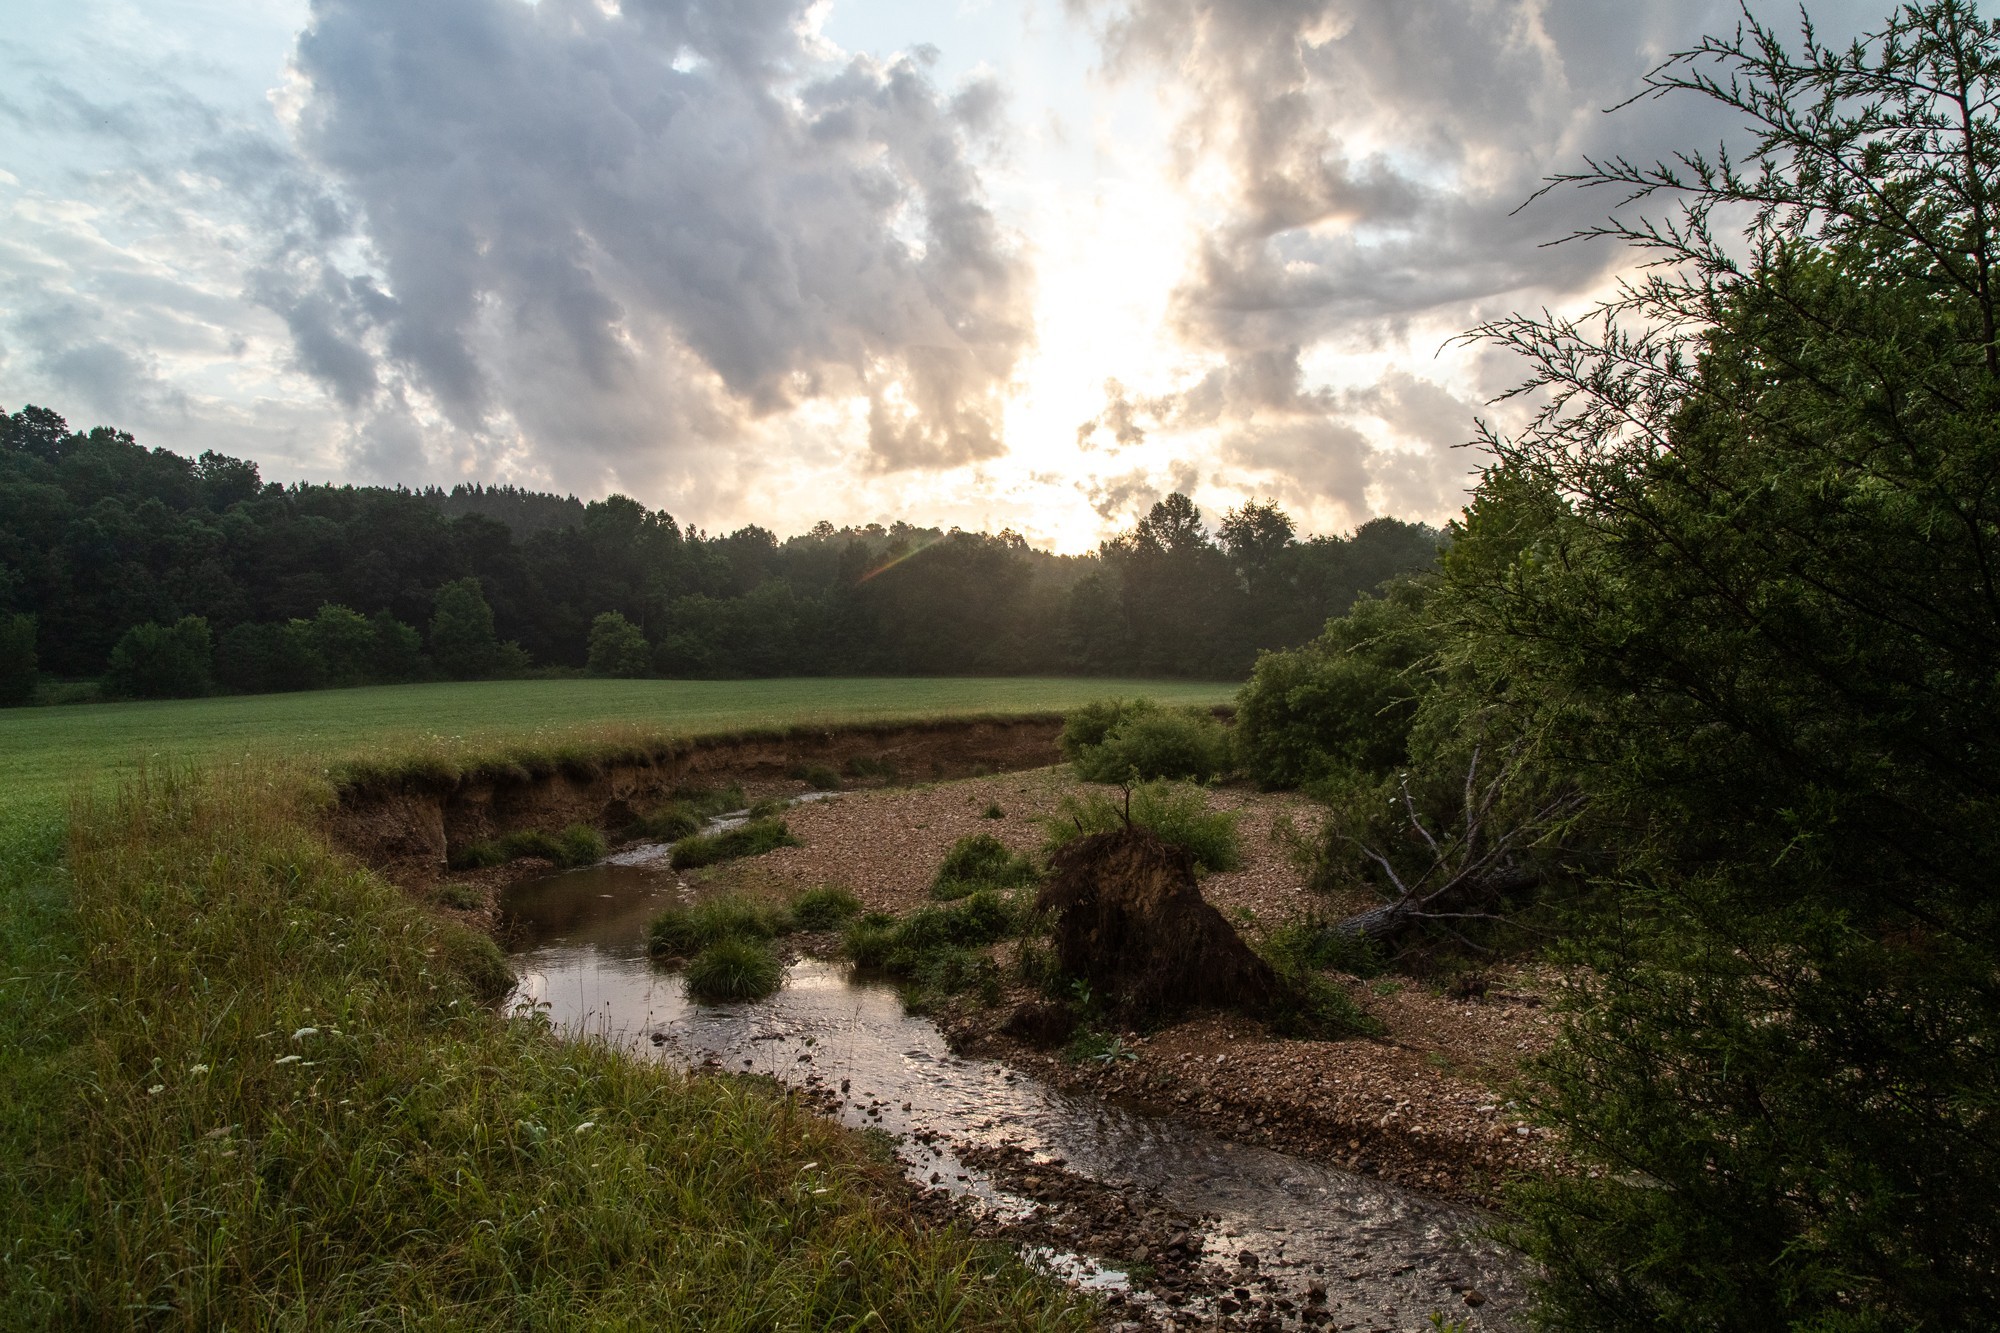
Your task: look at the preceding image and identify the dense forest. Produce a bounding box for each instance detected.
[0,405,1439,702]
[1232,6,2000,1327]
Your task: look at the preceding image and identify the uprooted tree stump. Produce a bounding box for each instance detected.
[1038,827,1279,1021]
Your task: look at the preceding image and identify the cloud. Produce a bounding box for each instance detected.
[261,0,1033,481]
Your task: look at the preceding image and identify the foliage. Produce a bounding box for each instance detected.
[1064,698,1234,784]
[1260,917,1385,979]
[930,833,1037,901]
[0,612,35,706]
[428,578,502,679]
[2,401,1439,687]
[1040,780,1243,874]
[1235,581,1436,788]
[647,894,794,959]
[787,886,862,931]
[1,764,1087,1327]
[1437,6,2000,1327]
[669,818,798,870]
[586,611,651,678]
[104,616,212,699]
[683,936,784,1002]
[794,763,842,791]
[623,803,701,842]
[449,822,605,872]
[843,892,1021,975]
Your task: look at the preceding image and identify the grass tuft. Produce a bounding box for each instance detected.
[789,885,863,931]
[930,832,1037,901]
[648,894,794,959]
[684,937,784,1002]
[669,817,799,869]
[1040,779,1243,873]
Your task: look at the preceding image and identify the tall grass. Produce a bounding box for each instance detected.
[1040,779,1244,873]
[0,764,1088,1329]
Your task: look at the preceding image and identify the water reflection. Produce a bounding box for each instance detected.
[502,858,1528,1329]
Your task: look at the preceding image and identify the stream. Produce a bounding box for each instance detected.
[501,853,1530,1331]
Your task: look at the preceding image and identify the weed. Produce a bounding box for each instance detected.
[794,763,842,790]
[843,892,1021,1008]
[447,839,507,870]
[432,882,486,911]
[788,885,862,931]
[931,832,1036,901]
[982,801,1005,819]
[448,822,605,870]
[675,784,748,817]
[625,802,701,841]
[648,894,793,959]
[844,754,900,782]
[746,796,789,819]
[1062,1028,1138,1064]
[670,818,798,869]
[684,936,784,1001]
[1040,780,1243,873]
[1262,917,1385,978]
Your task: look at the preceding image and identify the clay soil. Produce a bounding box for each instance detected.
[697,768,1565,1208]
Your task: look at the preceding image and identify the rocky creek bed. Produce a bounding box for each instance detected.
[500,845,1535,1331]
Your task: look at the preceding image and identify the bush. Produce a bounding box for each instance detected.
[669,818,798,870]
[1041,780,1243,873]
[684,937,783,1001]
[1234,583,1434,789]
[647,893,794,959]
[1261,916,1385,978]
[1063,697,1233,784]
[432,882,486,911]
[104,616,212,699]
[844,755,899,782]
[215,620,325,693]
[931,833,1036,901]
[586,611,651,678]
[0,612,36,706]
[306,603,378,686]
[789,885,862,931]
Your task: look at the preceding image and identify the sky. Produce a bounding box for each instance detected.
[0,0,1886,551]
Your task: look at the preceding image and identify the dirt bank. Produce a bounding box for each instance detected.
[328,715,1065,887]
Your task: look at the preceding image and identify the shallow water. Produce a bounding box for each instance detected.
[502,858,1529,1330]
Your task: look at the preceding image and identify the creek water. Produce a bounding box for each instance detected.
[501,854,1529,1331]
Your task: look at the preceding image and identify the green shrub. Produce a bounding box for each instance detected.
[1059,697,1155,756]
[1262,962,1385,1040]
[669,818,798,869]
[1234,583,1434,789]
[647,894,793,959]
[842,912,902,969]
[902,945,1002,1011]
[1262,916,1385,978]
[1041,780,1243,873]
[931,832,1036,900]
[684,936,783,1001]
[982,801,1005,819]
[447,839,506,871]
[789,885,862,931]
[0,612,37,706]
[104,616,213,699]
[794,763,842,790]
[586,610,652,678]
[747,796,789,819]
[430,578,503,679]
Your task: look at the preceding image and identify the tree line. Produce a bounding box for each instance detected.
[0,406,1440,702]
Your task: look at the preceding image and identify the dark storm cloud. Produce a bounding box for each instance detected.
[266,0,1032,474]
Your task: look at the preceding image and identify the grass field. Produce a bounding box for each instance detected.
[0,676,1233,831]
[0,675,1232,1326]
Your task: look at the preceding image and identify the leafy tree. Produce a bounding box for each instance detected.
[104,617,211,699]
[428,579,500,679]
[586,611,651,677]
[306,604,377,687]
[1448,5,2000,1327]
[0,612,36,705]
[1235,581,1435,788]
[370,610,424,682]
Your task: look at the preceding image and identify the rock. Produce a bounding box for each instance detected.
[1464,1290,1487,1307]
[1038,828,1280,1020]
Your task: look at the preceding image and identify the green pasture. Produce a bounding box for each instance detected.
[0,676,1233,831]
